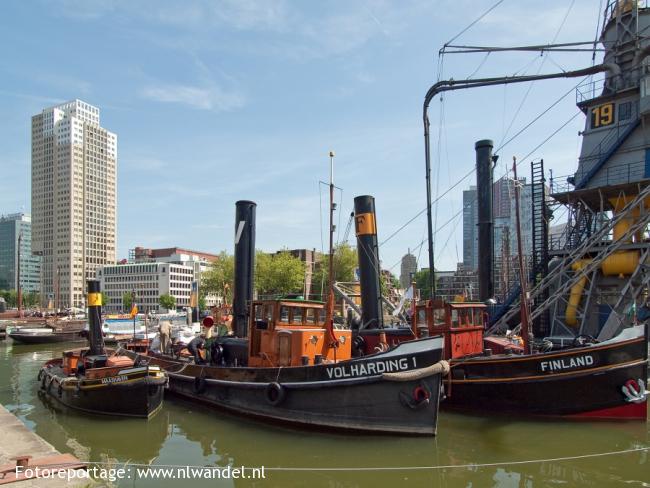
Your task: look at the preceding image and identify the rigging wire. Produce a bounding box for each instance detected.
[593,0,605,64]
[494,76,588,155]
[380,106,582,250]
[497,0,576,152]
[441,0,505,49]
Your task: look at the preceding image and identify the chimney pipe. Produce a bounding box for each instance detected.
[354,195,384,329]
[233,200,256,338]
[86,280,105,356]
[475,139,495,301]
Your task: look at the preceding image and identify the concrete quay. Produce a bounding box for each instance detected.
[0,404,93,487]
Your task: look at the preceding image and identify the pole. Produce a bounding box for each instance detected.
[132,289,136,344]
[17,232,23,318]
[512,158,531,353]
[325,151,338,345]
[424,115,436,300]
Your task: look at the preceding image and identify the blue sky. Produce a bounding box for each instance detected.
[0,0,602,273]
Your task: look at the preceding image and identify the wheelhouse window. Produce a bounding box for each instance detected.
[292,307,303,325]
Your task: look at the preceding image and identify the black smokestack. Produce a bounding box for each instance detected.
[475,139,495,301]
[233,200,256,338]
[87,280,105,356]
[354,195,383,329]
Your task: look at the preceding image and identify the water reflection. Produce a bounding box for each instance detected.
[1,340,648,487]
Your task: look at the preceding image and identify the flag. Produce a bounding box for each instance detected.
[130,304,138,318]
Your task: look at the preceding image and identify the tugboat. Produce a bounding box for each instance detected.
[416,0,649,419]
[38,280,166,418]
[126,187,448,435]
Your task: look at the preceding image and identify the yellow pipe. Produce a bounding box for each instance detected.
[565,259,591,327]
[601,195,645,276]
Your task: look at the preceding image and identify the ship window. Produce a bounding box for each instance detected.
[279,306,290,323]
[619,101,632,121]
[305,308,316,324]
[292,307,303,324]
[417,309,427,326]
[451,309,459,327]
[318,308,326,324]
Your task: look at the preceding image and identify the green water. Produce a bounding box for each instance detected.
[1,339,648,487]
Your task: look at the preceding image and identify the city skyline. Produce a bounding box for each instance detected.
[1,1,602,274]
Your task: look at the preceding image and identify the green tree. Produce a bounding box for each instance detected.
[122,292,133,312]
[159,294,176,311]
[100,292,110,309]
[23,291,40,308]
[414,269,439,300]
[201,251,235,304]
[0,289,18,308]
[312,244,358,300]
[255,250,305,297]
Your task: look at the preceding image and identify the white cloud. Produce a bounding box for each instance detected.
[141,83,246,111]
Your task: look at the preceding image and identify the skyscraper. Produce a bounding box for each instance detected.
[31,100,117,308]
[0,213,40,292]
[399,252,417,289]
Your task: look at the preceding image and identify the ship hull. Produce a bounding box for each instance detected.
[10,331,85,344]
[38,363,166,418]
[130,336,446,435]
[443,325,648,419]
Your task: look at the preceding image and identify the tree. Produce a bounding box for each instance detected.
[159,294,176,311]
[201,251,235,304]
[312,244,358,300]
[122,292,133,312]
[23,291,40,308]
[255,251,305,297]
[0,289,17,308]
[100,292,110,309]
[414,269,438,300]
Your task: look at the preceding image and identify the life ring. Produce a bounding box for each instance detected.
[193,377,207,395]
[412,385,430,404]
[265,382,285,406]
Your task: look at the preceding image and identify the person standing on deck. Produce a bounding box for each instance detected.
[159,320,171,354]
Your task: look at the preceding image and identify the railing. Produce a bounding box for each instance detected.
[550,159,648,194]
[576,77,609,105]
[604,1,649,29]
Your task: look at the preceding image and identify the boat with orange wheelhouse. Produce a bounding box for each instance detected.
[38,281,166,418]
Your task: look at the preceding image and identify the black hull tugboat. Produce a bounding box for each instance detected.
[130,197,448,435]
[414,300,648,419]
[39,281,166,418]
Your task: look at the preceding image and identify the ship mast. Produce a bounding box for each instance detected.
[512,158,531,353]
[325,151,338,346]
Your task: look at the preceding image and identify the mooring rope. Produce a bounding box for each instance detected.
[14,446,650,472]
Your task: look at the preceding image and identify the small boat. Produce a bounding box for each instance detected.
[10,326,86,345]
[38,281,167,418]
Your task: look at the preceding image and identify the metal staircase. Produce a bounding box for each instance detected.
[488,183,650,335]
[530,159,549,336]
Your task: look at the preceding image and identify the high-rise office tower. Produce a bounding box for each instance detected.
[0,213,40,292]
[31,100,117,308]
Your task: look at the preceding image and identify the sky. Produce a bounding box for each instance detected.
[0,0,605,274]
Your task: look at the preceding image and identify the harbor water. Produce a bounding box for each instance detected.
[1,339,648,487]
